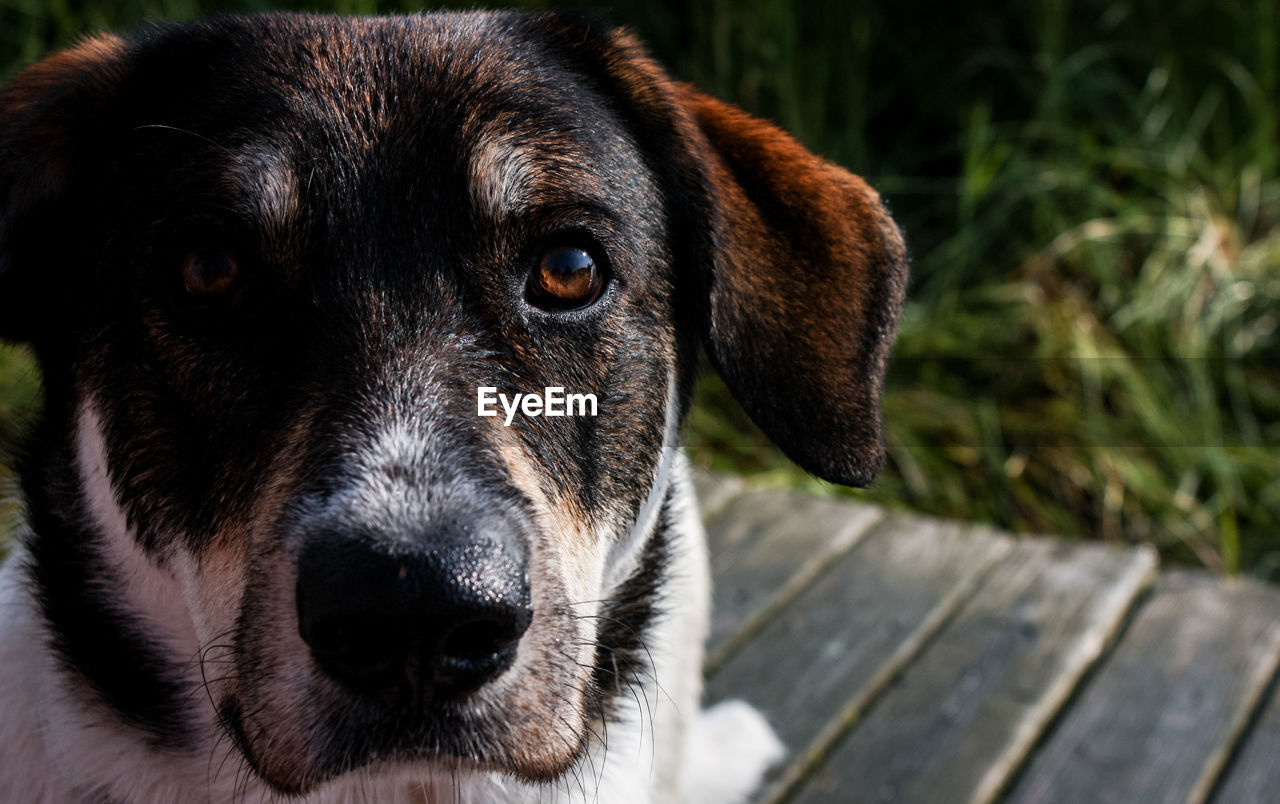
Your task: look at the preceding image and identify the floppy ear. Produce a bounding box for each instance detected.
[672,84,909,486]
[563,21,909,486]
[0,34,128,342]
[578,24,908,487]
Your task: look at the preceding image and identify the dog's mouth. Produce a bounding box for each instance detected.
[220,617,594,795]
[215,519,597,795]
[220,659,591,795]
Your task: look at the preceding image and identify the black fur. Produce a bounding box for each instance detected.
[588,492,673,724]
[24,432,196,750]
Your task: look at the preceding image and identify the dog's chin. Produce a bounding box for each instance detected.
[225,673,589,796]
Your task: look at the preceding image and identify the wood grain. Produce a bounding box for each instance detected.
[1213,668,1280,803]
[789,538,1155,804]
[1005,571,1280,804]
[703,488,884,667]
[705,515,1013,801]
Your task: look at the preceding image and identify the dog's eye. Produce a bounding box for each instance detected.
[182,248,239,298]
[527,246,605,310]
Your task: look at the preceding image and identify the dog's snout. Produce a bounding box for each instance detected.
[295,522,531,699]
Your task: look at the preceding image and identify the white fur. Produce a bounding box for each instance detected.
[682,701,787,804]
[225,148,299,236]
[74,403,201,656]
[470,135,535,221]
[0,556,57,802]
[603,369,682,593]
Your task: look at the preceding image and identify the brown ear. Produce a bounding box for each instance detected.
[579,23,908,486]
[0,34,127,341]
[671,83,909,487]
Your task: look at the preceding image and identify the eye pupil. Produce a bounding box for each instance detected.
[529,246,604,310]
[183,248,239,297]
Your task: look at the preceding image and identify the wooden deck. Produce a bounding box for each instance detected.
[694,472,1280,804]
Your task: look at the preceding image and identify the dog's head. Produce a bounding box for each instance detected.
[0,12,906,794]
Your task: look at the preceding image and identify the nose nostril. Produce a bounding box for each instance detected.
[441,619,508,663]
[432,613,528,692]
[303,619,409,692]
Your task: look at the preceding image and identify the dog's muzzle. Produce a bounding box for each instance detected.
[295,515,532,701]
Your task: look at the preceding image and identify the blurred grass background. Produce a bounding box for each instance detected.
[1,0,1277,575]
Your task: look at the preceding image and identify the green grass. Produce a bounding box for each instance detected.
[0,344,38,552]
[1,0,1277,576]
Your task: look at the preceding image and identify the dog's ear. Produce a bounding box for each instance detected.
[0,34,128,342]
[588,28,909,487]
[675,84,908,486]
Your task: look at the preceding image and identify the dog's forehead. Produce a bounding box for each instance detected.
[129,14,653,254]
[201,14,631,176]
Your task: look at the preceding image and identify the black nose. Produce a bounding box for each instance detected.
[296,523,531,699]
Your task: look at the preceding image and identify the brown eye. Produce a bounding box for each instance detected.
[182,248,239,298]
[527,246,605,310]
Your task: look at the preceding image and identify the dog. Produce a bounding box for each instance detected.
[0,11,907,803]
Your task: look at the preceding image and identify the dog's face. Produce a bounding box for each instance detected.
[0,11,906,795]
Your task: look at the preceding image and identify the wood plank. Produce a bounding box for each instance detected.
[705,515,1012,799]
[691,467,744,520]
[1213,670,1280,802]
[703,488,884,666]
[790,538,1156,804]
[1006,571,1280,804]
